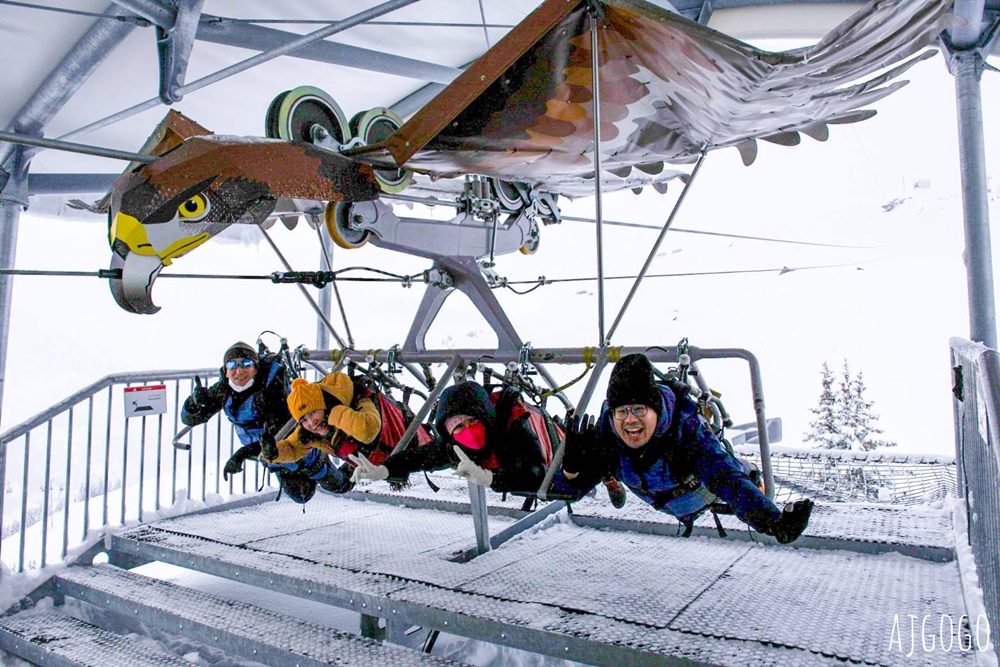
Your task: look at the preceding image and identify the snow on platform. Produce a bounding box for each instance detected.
[351,472,957,559]
[113,489,975,667]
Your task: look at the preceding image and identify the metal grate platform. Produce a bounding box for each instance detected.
[349,473,958,560]
[110,493,974,666]
[0,610,195,667]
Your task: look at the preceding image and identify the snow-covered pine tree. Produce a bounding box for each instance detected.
[803,362,846,448]
[804,360,896,450]
[849,370,896,450]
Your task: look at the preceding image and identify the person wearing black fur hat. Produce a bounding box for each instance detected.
[181,341,292,484]
[558,353,813,543]
[350,381,551,499]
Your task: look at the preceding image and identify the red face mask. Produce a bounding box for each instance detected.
[453,421,487,450]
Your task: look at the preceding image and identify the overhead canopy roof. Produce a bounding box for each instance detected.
[1,0,996,198]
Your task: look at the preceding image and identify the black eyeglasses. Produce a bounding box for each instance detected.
[225,358,255,371]
[612,405,648,421]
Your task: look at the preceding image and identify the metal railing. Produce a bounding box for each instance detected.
[950,337,1000,642]
[0,369,278,573]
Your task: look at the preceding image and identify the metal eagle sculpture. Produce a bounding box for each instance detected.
[102,0,954,314]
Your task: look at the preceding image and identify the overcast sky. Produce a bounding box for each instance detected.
[4,45,999,458]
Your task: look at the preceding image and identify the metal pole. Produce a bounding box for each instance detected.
[468,481,490,555]
[537,349,612,499]
[61,409,73,561]
[258,225,348,349]
[59,0,422,142]
[390,355,463,455]
[0,131,156,164]
[0,184,23,427]
[0,8,136,170]
[83,397,94,539]
[606,152,708,342]
[316,231,333,353]
[41,422,52,568]
[590,13,606,347]
[18,433,30,573]
[952,50,997,349]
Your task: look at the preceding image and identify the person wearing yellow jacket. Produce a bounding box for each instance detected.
[259,372,381,502]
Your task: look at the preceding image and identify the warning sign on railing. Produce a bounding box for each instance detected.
[124,384,167,418]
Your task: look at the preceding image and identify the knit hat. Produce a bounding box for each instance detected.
[444,413,475,435]
[287,377,326,422]
[434,382,494,441]
[223,341,258,365]
[607,354,661,411]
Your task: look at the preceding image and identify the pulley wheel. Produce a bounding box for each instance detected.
[519,220,541,255]
[265,86,349,146]
[324,201,370,250]
[490,177,525,213]
[349,107,413,193]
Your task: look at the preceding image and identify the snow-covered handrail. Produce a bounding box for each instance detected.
[949,336,1000,644]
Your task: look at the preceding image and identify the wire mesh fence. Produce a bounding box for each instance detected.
[736,445,956,506]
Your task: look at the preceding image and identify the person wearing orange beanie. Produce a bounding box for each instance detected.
[257,372,382,501]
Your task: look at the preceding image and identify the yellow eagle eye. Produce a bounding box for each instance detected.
[178,194,210,221]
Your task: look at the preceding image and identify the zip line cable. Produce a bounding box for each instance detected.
[561,215,874,249]
[0,260,873,288]
[501,261,870,294]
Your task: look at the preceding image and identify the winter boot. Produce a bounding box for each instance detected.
[602,477,627,509]
[772,499,814,544]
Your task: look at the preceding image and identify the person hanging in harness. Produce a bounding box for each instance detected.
[252,372,382,502]
[181,341,292,481]
[555,353,813,543]
[349,381,564,504]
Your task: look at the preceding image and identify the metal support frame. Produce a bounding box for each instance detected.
[403,257,522,354]
[590,12,607,347]
[951,49,997,349]
[258,224,348,349]
[58,0,424,143]
[0,8,136,173]
[156,0,205,103]
[606,152,707,342]
[304,345,775,499]
[0,149,26,428]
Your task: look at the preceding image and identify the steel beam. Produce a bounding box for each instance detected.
[952,50,997,349]
[196,19,460,85]
[0,150,26,429]
[59,0,425,142]
[0,8,136,173]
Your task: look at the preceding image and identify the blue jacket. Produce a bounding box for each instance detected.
[181,357,291,446]
[558,385,780,528]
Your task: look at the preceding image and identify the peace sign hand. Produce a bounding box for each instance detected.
[348,453,389,483]
[453,446,494,487]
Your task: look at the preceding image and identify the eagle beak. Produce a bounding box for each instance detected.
[109,211,164,314]
[108,249,164,315]
[108,211,212,314]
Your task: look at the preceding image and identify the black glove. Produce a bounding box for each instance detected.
[189,376,211,410]
[770,498,814,544]
[223,443,262,481]
[260,432,279,461]
[561,413,598,476]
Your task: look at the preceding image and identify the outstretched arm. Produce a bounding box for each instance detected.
[181,377,225,426]
[681,413,781,529]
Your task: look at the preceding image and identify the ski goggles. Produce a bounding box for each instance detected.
[225,358,256,371]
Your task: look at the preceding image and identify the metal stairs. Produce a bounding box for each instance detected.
[0,550,465,666]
